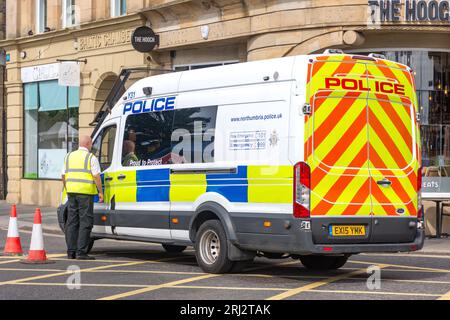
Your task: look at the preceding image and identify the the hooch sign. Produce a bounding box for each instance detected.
[131,26,160,53]
[368,0,450,22]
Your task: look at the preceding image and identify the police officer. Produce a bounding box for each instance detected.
[61,135,104,260]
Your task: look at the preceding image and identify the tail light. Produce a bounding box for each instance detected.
[417,167,423,220]
[294,162,311,218]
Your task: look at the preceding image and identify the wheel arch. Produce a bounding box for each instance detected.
[189,201,238,244]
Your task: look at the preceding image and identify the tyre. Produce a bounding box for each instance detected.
[162,244,187,253]
[299,255,348,270]
[194,220,234,274]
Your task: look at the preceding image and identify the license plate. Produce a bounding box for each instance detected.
[330,225,366,237]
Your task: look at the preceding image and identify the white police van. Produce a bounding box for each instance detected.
[59,52,424,273]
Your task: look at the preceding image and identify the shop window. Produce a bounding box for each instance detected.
[23,81,79,180]
[36,0,47,34]
[111,0,126,17]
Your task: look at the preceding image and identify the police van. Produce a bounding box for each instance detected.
[58,51,425,273]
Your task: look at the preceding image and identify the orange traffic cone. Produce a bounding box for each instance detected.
[2,204,23,256]
[21,208,53,264]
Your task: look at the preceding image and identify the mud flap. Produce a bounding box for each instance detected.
[227,241,256,261]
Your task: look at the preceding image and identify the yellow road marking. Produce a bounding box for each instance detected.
[362,253,450,260]
[265,269,366,300]
[14,282,149,288]
[266,265,388,300]
[3,268,449,286]
[14,282,288,291]
[90,269,203,275]
[0,268,62,272]
[0,253,73,260]
[97,259,301,300]
[438,290,450,300]
[351,260,450,273]
[53,258,156,263]
[53,255,193,264]
[244,260,300,272]
[0,261,146,286]
[98,274,218,300]
[388,279,450,285]
[9,282,446,297]
[309,289,440,297]
[0,259,20,265]
[174,285,286,291]
[0,255,184,286]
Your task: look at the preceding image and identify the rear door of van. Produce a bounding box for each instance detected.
[365,60,420,243]
[305,55,420,244]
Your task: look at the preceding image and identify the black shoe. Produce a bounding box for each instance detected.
[67,253,76,259]
[76,255,96,260]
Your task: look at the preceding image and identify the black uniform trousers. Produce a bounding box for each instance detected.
[65,193,94,256]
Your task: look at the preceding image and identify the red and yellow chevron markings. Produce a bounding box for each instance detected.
[304,55,420,217]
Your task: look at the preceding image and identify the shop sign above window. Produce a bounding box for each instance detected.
[368,0,450,23]
[21,63,60,83]
[131,26,159,53]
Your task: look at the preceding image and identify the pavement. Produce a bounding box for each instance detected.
[0,200,449,300]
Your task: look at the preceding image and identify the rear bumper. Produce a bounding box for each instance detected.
[303,229,425,254]
[235,219,425,255]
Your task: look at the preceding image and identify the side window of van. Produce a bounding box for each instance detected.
[172,106,217,164]
[121,106,218,167]
[92,126,117,171]
[122,111,174,166]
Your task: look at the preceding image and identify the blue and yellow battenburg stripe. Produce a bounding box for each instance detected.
[94,166,293,204]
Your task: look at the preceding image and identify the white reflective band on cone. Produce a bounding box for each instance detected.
[7,217,19,238]
[29,224,44,251]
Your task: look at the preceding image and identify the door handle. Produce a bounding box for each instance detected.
[377,179,392,187]
[105,177,113,182]
[117,174,126,180]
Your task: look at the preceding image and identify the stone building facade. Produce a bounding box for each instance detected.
[0,0,6,200]
[0,0,449,234]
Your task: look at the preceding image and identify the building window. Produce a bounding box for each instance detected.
[62,0,77,28]
[36,0,47,34]
[23,81,79,180]
[111,0,127,17]
[174,61,238,72]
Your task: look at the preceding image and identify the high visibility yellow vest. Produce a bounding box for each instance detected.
[64,149,97,195]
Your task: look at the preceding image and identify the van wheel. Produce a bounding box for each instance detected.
[299,255,348,270]
[195,220,234,274]
[162,244,187,253]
